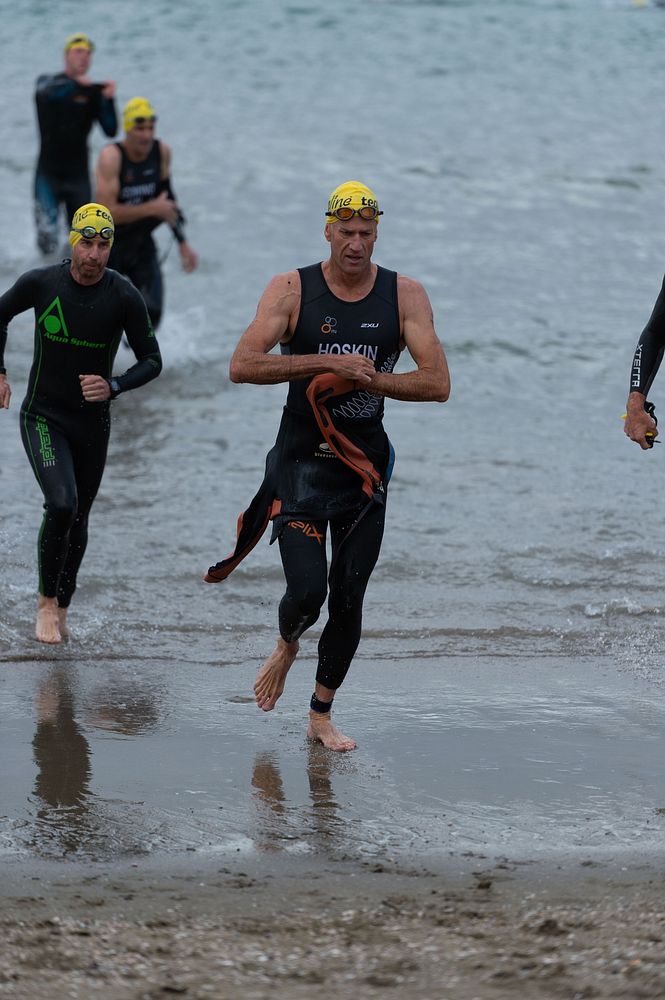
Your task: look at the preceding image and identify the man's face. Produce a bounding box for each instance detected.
[64,46,92,78]
[325,218,378,274]
[125,120,156,158]
[70,236,111,285]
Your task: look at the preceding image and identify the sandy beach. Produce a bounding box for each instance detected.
[2,856,665,999]
[2,653,665,998]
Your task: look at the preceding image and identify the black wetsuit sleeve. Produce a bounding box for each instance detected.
[630,275,665,395]
[97,94,117,137]
[0,271,39,370]
[159,177,187,243]
[112,281,163,394]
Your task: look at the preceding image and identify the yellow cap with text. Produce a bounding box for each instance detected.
[325,180,380,222]
[69,203,114,246]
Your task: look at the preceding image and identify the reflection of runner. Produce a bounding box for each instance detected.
[32,668,92,855]
[205,181,451,752]
[0,203,162,644]
[95,97,198,330]
[34,33,117,255]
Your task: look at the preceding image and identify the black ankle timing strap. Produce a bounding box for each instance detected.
[310,693,333,714]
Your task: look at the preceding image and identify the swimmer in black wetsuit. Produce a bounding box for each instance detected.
[205,181,451,751]
[34,33,117,255]
[95,97,198,330]
[0,203,162,645]
[624,275,665,448]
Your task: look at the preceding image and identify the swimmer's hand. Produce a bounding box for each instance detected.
[79,374,112,403]
[152,191,181,226]
[0,373,11,410]
[332,353,376,384]
[179,241,198,274]
[623,394,659,450]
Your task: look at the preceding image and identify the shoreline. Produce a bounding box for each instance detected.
[2,854,665,999]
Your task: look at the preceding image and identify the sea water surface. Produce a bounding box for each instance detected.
[2,0,665,870]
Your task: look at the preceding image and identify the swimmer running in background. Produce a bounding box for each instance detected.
[95,97,198,330]
[0,203,162,644]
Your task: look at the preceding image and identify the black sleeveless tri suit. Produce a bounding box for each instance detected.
[108,140,166,328]
[207,262,403,690]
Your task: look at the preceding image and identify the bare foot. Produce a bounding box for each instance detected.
[307,712,357,752]
[57,606,70,639]
[36,596,61,644]
[253,638,299,711]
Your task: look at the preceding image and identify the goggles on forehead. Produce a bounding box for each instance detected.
[73,226,114,241]
[326,205,383,222]
[131,116,157,126]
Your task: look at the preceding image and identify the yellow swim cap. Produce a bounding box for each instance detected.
[325,181,381,223]
[69,203,114,247]
[123,97,157,133]
[64,32,94,53]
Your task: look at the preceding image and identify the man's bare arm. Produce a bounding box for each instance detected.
[95,144,178,226]
[368,276,450,402]
[229,272,377,386]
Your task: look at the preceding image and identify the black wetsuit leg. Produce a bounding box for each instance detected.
[34,168,60,255]
[20,407,110,607]
[315,503,386,690]
[62,176,92,230]
[277,502,386,690]
[109,236,163,329]
[33,169,91,255]
[277,519,329,642]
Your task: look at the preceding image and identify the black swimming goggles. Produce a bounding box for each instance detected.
[326,205,383,221]
[73,226,114,241]
[132,116,157,126]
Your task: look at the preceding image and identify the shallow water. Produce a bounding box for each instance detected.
[2,0,665,869]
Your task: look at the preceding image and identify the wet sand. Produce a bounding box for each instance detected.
[1,653,665,997]
[2,856,665,999]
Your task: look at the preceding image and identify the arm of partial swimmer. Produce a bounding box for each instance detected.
[0,374,11,409]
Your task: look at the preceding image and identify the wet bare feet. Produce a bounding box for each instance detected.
[307,712,357,752]
[57,606,70,639]
[36,596,61,644]
[253,638,299,711]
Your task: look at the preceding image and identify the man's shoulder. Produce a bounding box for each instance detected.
[267,269,302,293]
[35,72,69,93]
[104,267,141,297]
[21,262,68,285]
[98,141,122,161]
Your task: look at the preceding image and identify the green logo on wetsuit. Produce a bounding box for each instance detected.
[35,415,56,466]
[38,296,70,343]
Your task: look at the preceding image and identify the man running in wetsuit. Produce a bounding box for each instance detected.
[34,33,117,255]
[624,275,665,448]
[204,181,451,751]
[0,203,162,645]
[95,97,198,330]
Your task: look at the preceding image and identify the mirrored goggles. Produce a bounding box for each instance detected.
[326,205,383,221]
[73,226,114,241]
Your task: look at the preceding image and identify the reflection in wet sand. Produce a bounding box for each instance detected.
[31,669,92,856]
[250,745,345,855]
[27,666,163,859]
